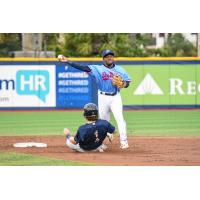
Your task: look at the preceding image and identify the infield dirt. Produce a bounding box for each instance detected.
[1,136,200,166]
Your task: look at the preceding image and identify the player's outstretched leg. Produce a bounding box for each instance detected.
[64,128,85,153]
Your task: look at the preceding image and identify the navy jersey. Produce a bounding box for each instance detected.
[74,119,115,151]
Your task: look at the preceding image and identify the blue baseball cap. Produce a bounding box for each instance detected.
[102,49,114,58]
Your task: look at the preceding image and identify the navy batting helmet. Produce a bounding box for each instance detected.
[102,49,114,58]
[83,103,98,121]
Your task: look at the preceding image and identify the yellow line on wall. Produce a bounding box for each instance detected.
[1,57,200,61]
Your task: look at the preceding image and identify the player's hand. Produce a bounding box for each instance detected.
[57,54,68,62]
[64,128,70,135]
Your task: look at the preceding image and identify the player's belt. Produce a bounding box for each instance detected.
[100,91,117,96]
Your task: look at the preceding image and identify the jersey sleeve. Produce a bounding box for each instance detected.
[107,121,115,134]
[67,61,91,72]
[117,66,132,82]
[87,65,99,77]
[123,72,131,82]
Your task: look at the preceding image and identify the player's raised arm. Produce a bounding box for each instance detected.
[57,54,91,72]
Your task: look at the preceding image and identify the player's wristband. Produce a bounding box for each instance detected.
[124,81,130,88]
[65,133,71,140]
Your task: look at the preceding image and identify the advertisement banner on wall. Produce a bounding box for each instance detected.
[56,65,92,108]
[0,65,56,107]
[121,64,200,105]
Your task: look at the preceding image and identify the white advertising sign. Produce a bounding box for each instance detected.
[0,65,56,107]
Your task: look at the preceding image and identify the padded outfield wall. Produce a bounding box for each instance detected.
[0,57,200,109]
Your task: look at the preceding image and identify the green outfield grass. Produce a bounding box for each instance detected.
[0,110,200,136]
[0,152,92,166]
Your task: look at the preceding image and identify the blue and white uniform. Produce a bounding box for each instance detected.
[65,60,131,146]
[87,64,131,144]
[88,64,131,94]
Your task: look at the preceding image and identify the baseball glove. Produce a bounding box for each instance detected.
[112,74,126,88]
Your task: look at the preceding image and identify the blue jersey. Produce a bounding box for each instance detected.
[88,64,131,93]
[74,119,115,151]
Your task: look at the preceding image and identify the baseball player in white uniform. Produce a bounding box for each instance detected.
[58,50,131,149]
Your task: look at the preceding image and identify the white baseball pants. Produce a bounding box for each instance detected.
[66,139,85,152]
[66,139,107,153]
[98,91,128,144]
